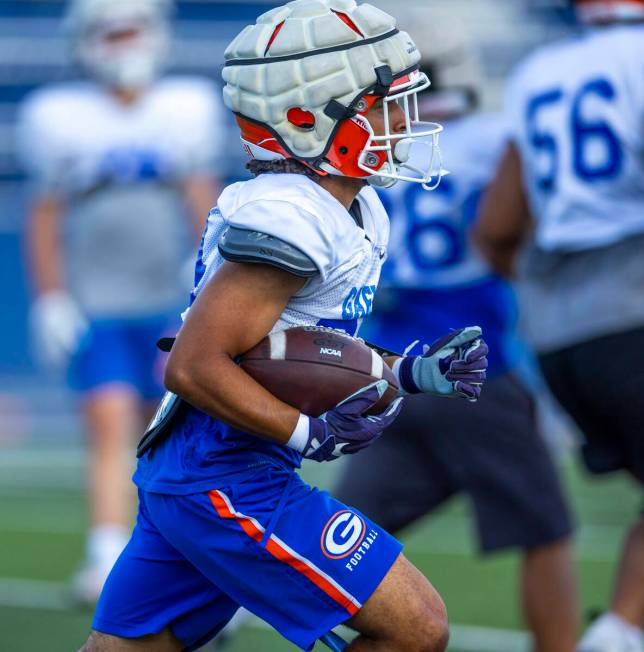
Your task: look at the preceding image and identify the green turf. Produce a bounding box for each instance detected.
[0,459,638,651]
[0,606,91,652]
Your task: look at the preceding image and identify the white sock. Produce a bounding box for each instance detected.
[87,524,130,569]
[605,613,644,646]
[581,612,644,651]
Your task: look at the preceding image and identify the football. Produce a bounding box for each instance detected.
[239,326,399,417]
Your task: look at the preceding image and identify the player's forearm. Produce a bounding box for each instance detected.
[27,197,65,294]
[167,261,306,442]
[165,352,299,444]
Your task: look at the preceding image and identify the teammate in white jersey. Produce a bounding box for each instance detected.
[475,1,644,650]
[18,0,222,602]
[80,2,488,651]
[335,14,579,652]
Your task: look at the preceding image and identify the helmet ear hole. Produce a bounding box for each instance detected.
[287,108,316,130]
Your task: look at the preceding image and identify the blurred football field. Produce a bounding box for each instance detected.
[0,449,639,652]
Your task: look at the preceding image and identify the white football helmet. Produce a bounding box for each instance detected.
[65,0,171,91]
[223,0,445,190]
[574,0,644,23]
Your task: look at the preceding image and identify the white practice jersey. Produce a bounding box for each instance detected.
[18,76,221,195]
[189,173,390,337]
[380,113,508,290]
[506,24,644,251]
[18,77,224,317]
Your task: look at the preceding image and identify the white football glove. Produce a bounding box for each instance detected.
[394,326,488,402]
[31,290,88,369]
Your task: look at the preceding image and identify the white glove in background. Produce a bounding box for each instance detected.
[30,290,88,369]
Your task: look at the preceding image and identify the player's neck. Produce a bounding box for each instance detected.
[109,86,146,106]
[317,175,366,210]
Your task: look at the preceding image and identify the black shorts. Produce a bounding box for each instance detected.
[335,373,573,553]
[539,327,644,483]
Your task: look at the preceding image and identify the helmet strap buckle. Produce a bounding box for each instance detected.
[324,99,357,121]
[372,65,393,96]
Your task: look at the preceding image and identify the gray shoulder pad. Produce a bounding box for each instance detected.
[218,226,318,277]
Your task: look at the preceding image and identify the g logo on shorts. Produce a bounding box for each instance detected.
[321,510,366,559]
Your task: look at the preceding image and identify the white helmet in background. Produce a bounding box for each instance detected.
[65,0,172,90]
[574,0,644,23]
[223,0,445,190]
[397,10,482,120]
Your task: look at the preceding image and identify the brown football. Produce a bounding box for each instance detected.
[239,326,399,417]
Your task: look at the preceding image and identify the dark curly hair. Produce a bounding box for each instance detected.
[246,158,321,182]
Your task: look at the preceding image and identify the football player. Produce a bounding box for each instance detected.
[474,1,644,650]
[18,0,222,602]
[79,2,488,651]
[334,12,579,652]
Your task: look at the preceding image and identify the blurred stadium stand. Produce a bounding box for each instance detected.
[0,0,572,442]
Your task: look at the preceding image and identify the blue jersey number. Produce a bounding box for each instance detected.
[526,77,623,190]
[527,89,563,191]
[571,79,623,180]
[380,179,483,274]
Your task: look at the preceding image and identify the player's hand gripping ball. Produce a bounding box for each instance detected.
[397,326,488,401]
[239,326,403,463]
[301,380,402,462]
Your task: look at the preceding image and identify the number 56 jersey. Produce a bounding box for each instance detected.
[506,24,644,252]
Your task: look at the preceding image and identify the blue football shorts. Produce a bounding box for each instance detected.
[93,464,403,651]
[69,314,176,400]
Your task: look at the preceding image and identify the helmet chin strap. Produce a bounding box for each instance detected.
[366,171,398,188]
[365,139,411,188]
[318,155,398,186]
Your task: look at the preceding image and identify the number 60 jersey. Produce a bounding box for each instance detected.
[506,23,644,252]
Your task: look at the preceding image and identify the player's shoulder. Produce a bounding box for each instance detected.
[216,173,367,275]
[218,173,369,255]
[588,23,644,51]
[509,35,580,88]
[559,24,644,69]
[446,113,508,149]
[599,24,644,73]
[453,111,506,133]
[19,81,100,124]
[512,25,644,86]
[221,174,356,228]
[433,113,508,178]
[152,75,221,112]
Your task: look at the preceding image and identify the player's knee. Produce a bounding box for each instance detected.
[77,631,106,651]
[78,629,181,652]
[77,631,130,652]
[416,598,449,652]
[399,587,449,652]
